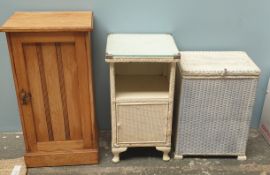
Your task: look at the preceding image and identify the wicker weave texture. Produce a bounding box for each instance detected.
[175,78,258,156]
[180,51,261,77]
[117,103,168,143]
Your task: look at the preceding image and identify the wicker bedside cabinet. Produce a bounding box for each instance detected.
[174,51,260,160]
[105,34,179,163]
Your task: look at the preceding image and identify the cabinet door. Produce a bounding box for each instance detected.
[8,32,96,152]
[116,102,168,144]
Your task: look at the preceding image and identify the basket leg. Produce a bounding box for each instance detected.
[112,147,127,163]
[237,155,247,161]
[174,154,183,159]
[156,147,171,161]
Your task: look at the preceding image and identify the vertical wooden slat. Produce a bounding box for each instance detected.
[41,43,66,141]
[56,44,70,140]
[55,43,70,140]
[75,33,93,147]
[60,43,82,140]
[23,44,49,142]
[36,45,54,141]
[10,35,38,151]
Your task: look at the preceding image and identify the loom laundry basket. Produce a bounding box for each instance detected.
[105,34,180,163]
[174,51,260,160]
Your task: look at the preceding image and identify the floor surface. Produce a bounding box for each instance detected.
[0,129,270,175]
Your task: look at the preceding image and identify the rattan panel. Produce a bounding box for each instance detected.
[175,78,258,155]
[117,103,168,144]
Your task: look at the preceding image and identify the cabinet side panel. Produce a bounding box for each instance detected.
[110,63,117,147]
[41,43,66,141]
[60,43,82,140]
[23,44,50,142]
[166,63,176,145]
[85,33,98,148]
[75,33,93,148]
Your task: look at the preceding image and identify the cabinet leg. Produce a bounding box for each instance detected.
[112,147,127,163]
[156,147,171,161]
[237,155,247,161]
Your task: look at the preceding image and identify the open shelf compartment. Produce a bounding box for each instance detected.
[114,62,170,101]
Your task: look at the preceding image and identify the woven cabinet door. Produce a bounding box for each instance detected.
[116,102,169,144]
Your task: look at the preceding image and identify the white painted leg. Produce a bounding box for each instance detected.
[174,154,183,160]
[237,155,247,161]
[112,147,127,163]
[156,147,171,161]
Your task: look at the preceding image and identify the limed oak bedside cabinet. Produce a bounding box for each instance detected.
[0,12,98,167]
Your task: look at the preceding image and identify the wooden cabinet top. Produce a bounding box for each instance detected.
[0,11,93,32]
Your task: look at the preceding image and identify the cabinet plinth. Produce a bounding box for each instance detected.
[1,12,98,167]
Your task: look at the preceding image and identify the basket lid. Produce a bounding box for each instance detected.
[106,34,179,58]
[180,51,261,77]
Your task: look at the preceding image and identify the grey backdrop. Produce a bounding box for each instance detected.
[0,0,269,131]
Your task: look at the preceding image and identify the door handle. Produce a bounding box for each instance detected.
[20,89,31,105]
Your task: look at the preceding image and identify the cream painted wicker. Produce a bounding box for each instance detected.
[174,51,260,160]
[106,34,179,163]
